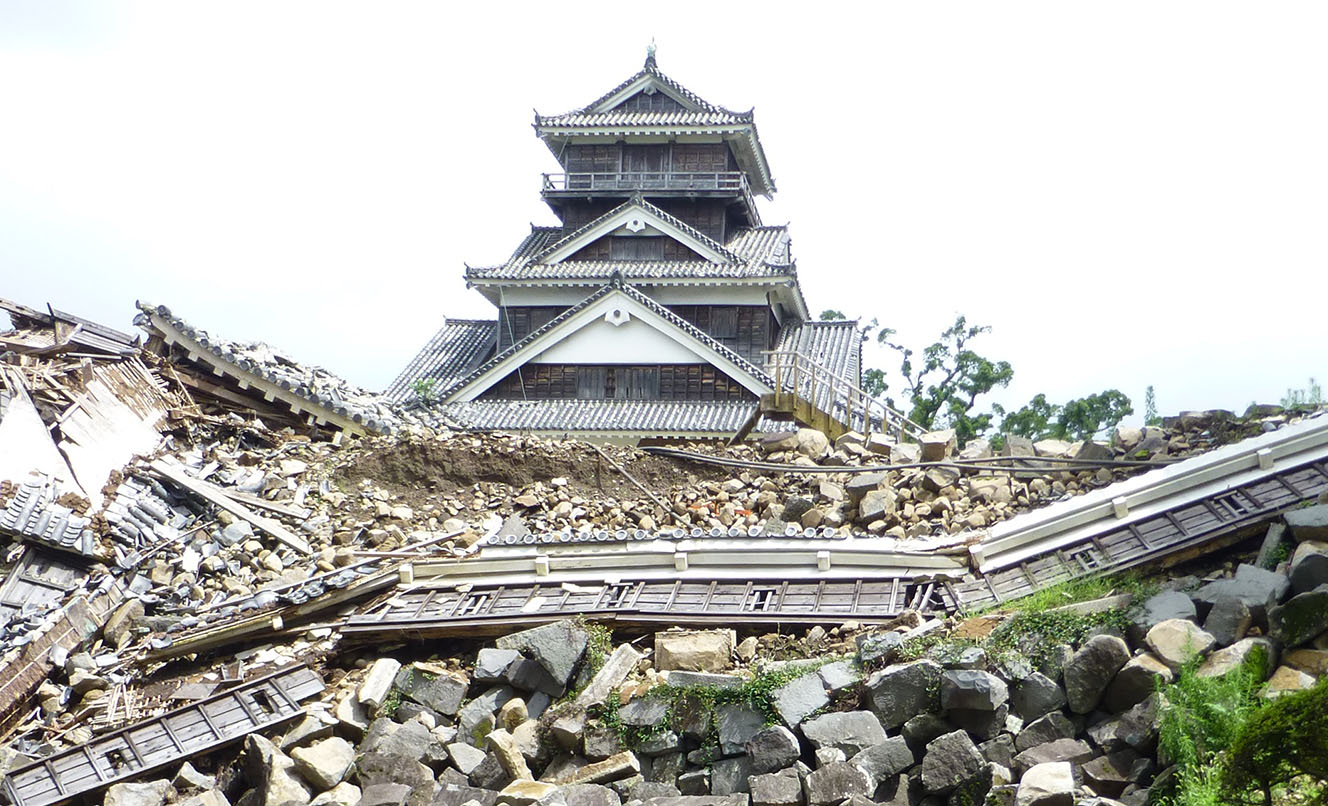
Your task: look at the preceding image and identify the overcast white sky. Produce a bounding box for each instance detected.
[2,2,1324,422]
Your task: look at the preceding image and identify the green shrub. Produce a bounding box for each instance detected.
[1222,678,1328,805]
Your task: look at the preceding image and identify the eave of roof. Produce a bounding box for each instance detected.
[383,319,496,404]
[530,196,738,265]
[421,398,761,436]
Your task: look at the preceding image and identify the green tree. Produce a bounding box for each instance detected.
[997,389,1133,441]
[819,309,846,321]
[1282,377,1324,410]
[1144,384,1161,426]
[878,315,1014,443]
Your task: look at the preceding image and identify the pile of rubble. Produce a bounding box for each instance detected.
[30,502,1324,806]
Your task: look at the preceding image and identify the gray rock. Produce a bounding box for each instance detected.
[803,761,874,806]
[291,736,354,791]
[846,472,887,501]
[550,784,620,806]
[1063,635,1130,713]
[1290,541,1328,595]
[665,671,743,689]
[816,660,859,695]
[858,489,898,522]
[941,670,1008,711]
[245,734,312,806]
[467,751,512,791]
[901,713,951,754]
[771,672,829,727]
[947,703,1009,742]
[919,730,990,800]
[446,742,488,775]
[1144,619,1216,671]
[1104,654,1173,713]
[359,783,412,806]
[749,772,802,806]
[1081,749,1148,798]
[620,698,670,728]
[1114,693,1163,753]
[584,722,626,761]
[395,666,467,717]
[717,703,767,757]
[710,756,752,795]
[647,751,685,784]
[475,648,521,682]
[640,796,748,806]
[355,753,436,806]
[1285,505,1328,542]
[104,781,172,806]
[1009,672,1066,722]
[1011,739,1094,776]
[1269,583,1328,647]
[978,734,1016,770]
[629,782,682,801]
[813,747,845,767]
[1129,591,1196,643]
[432,783,498,806]
[360,718,447,766]
[1015,713,1076,753]
[800,711,886,757]
[945,647,989,671]
[849,736,914,783]
[783,497,815,523]
[281,714,335,751]
[172,762,215,792]
[457,686,516,744]
[1194,564,1290,626]
[1203,597,1252,646]
[638,730,681,757]
[675,769,712,795]
[855,631,902,666]
[1014,761,1074,806]
[866,660,943,728]
[746,725,802,774]
[506,657,563,696]
[495,619,589,688]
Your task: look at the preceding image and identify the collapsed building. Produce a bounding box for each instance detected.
[0,53,1326,806]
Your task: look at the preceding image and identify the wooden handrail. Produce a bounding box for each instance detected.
[763,350,922,441]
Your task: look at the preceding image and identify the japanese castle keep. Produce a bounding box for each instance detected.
[389,51,899,442]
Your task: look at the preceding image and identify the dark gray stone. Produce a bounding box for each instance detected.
[1290,541,1328,595]
[1081,749,1149,799]
[1011,738,1094,776]
[1063,635,1130,714]
[1009,672,1066,722]
[1015,713,1076,753]
[646,751,684,785]
[360,719,447,767]
[845,472,887,501]
[1285,505,1328,542]
[494,619,589,688]
[551,784,621,806]
[1269,583,1328,647]
[354,752,437,806]
[771,672,829,727]
[431,783,498,806]
[919,730,990,799]
[940,670,1008,711]
[803,761,874,806]
[709,756,752,795]
[665,671,743,689]
[816,660,859,695]
[783,497,815,522]
[505,657,563,696]
[1129,590,1197,643]
[717,704,767,757]
[675,769,712,795]
[672,696,713,742]
[638,730,681,757]
[474,648,520,682]
[456,686,516,743]
[866,660,943,728]
[856,631,902,666]
[977,734,1015,769]
[629,782,682,801]
[946,704,1008,742]
[748,772,801,806]
[745,725,802,774]
[584,722,625,761]
[1203,597,1252,647]
[620,698,670,728]
[800,711,886,757]
[1194,564,1290,626]
[849,736,914,783]
[394,667,467,717]
[1103,655,1172,714]
[360,783,413,806]
[1115,694,1163,754]
[466,752,511,791]
[901,713,951,754]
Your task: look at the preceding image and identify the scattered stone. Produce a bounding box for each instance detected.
[745,725,802,774]
[849,736,914,784]
[1194,564,1290,626]
[749,772,802,806]
[770,671,829,726]
[801,711,886,757]
[496,620,589,689]
[1063,635,1130,713]
[866,659,943,728]
[1015,713,1076,753]
[655,630,734,672]
[1285,505,1328,542]
[291,736,355,791]
[920,730,991,801]
[1203,597,1252,647]
[103,780,171,806]
[1269,584,1328,647]
[1015,761,1074,806]
[1129,591,1197,643]
[1196,637,1277,678]
[803,761,874,806]
[1104,653,1174,713]
[1010,672,1067,722]
[941,669,1009,711]
[1290,540,1328,594]
[1012,739,1094,776]
[1144,619,1217,670]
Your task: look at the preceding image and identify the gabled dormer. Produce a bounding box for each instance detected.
[536,197,738,266]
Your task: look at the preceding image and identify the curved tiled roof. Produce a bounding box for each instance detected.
[537,59,749,123]
[467,224,793,283]
[383,319,496,404]
[528,197,738,265]
[422,398,760,435]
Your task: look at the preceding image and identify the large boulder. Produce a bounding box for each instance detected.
[849,736,914,784]
[1063,635,1130,713]
[795,428,831,458]
[771,671,829,727]
[1129,591,1197,643]
[866,659,943,728]
[1015,713,1076,753]
[244,734,313,806]
[803,761,874,806]
[394,665,467,716]
[1269,584,1328,648]
[940,670,1009,711]
[655,630,734,672]
[919,430,956,462]
[1203,597,1253,647]
[1290,541,1328,595]
[749,772,802,806]
[920,730,990,799]
[1009,672,1066,722]
[800,711,886,757]
[291,736,355,791]
[1011,739,1093,776]
[1285,505,1328,542]
[1196,637,1277,678]
[1145,619,1217,671]
[495,620,589,690]
[745,725,802,774]
[104,781,172,806]
[716,703,766,757]
[1194,564,1289,627]
[1014,761,1074,806]
[1104,653,1174,713]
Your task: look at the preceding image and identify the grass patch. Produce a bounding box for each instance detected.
[970,571,1158,617]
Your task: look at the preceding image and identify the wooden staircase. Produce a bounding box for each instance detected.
[732,351,923,444]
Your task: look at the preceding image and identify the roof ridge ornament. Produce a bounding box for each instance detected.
[645,39,657,70]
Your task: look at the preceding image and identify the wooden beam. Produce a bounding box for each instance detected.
[149,459,311,554]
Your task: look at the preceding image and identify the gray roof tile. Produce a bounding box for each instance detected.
[0,479,96,557]
[383,319,496,404]
[423,399,760,435]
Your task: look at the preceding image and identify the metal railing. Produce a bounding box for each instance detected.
[764,350,924,441]
[543,170,749,192]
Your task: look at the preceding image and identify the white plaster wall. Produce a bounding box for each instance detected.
[533,314,702,364]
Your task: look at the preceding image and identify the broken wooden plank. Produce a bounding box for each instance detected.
[149,459,311,554]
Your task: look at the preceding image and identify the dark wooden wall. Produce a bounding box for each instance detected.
[668,305,774,366]
[483,364,753,402]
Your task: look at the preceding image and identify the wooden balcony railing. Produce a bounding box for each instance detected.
[764,350,924,442]
[543,170,749,193]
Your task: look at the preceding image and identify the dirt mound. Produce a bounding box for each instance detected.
[333,435,725,507]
